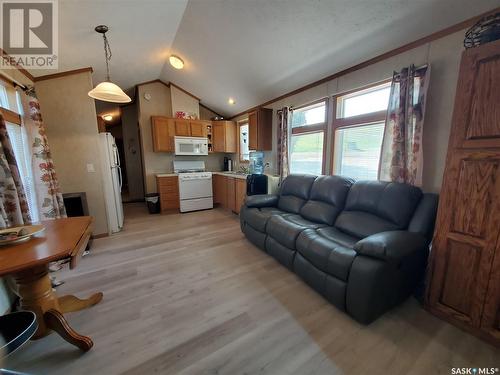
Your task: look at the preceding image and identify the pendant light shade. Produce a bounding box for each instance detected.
[88,25,131,104]
[88,81,131,103]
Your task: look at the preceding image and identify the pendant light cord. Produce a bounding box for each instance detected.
[102,33,112,81]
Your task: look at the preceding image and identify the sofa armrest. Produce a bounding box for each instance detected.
[353,231,429,264]
[245,194,279,208]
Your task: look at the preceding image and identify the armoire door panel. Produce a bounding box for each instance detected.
[438,239,482,319]
[466,55,500,140]
[426,39,500,346]
[452,159,499,238]
[480,236,500,340]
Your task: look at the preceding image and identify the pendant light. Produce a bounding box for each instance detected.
[88,25,131,103]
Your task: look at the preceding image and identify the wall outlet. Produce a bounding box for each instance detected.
[86,163,95,173]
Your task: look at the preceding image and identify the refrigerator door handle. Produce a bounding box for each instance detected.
[117,166,123,191]
[113,144,120,167]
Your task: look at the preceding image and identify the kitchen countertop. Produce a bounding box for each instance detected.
[156,171,249,180]
[212,171,248,180]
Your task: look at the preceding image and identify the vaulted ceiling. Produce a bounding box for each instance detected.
[30,0,499,117]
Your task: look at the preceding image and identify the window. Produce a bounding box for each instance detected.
[289,100,327,175]
[333,81,390,180]
[0,84,10,109]
[239,122,249,162]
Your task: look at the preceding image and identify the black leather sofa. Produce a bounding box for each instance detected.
[240,174,438,324]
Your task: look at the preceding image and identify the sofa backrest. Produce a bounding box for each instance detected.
[408,193,439,243]
[299,175,354,225]
[334,180,423,238]
[277,174,316,214]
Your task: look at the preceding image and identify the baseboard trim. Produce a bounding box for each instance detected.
[92,232,109,239]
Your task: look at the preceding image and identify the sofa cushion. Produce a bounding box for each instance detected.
[242,207,290,233]
[277,174,316,213]
[335,181,422,238]
[266,215,323,249]
[299,175,353,225]
[296,229,357,281]
[315,227,359,248]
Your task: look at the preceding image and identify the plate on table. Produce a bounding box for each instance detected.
[0,225,45,246]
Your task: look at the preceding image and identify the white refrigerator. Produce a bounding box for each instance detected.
[99,132,124,234]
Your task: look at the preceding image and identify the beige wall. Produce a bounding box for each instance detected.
[35,71,108,235]
[137,81,172,193]
[170,85,200,118]
[232,30,465,193]
[137,81,227,193]
[199,105,219,120]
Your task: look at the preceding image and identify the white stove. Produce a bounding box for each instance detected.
[174,161,213,213]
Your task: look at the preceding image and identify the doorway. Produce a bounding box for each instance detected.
[96,101,144,203]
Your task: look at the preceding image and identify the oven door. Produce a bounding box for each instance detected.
[179,175,213,200]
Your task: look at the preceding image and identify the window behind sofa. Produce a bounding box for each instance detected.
[332,81,391,180]
[289,99,327,175]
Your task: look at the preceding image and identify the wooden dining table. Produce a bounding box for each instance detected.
[0,216,103,351]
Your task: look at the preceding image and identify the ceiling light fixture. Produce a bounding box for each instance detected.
[169,55,184,70]
[228,98,235,105]
[102,114,113,121]
[88,25,131,103]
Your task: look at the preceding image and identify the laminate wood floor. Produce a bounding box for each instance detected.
[6,204,499,374]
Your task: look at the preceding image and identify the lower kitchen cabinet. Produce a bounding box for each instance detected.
[213,174,247,214]
[234,179,246,214]
[156,176,179,212]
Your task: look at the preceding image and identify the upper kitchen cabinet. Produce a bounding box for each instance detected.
[152,117,211,152]
[212,121,237,153]
[190,120,210,137]
[152,116,175,152]
[175,119,191,136]
[248,108,272,151]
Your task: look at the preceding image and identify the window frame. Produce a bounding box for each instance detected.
[290,97,329,175]
[238,118,250,163]
[330,79,391,177]
[0,76,22,125]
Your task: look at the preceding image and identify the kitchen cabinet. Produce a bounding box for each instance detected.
[190,120,209,137]
[213,174,227,207]
[213,174,247,214]
[227,177,236,212]
[234,179,246,214]
[152,117,212,152]
[175,120,191,136]
[156,175,179,212]
[248,108,272,151]
[152,116,175,152]
[212,121,237,153]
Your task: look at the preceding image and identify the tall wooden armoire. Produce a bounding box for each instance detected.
[425,39,500,346]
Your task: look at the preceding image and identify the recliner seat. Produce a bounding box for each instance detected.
[240,174,438,324]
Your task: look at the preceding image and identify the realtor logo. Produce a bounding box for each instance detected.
[0,0,58,69]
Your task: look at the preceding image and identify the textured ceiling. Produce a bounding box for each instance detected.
[31,0,188,92]
[31,0,499,117]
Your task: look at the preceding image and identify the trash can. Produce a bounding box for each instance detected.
[145,193,160,214]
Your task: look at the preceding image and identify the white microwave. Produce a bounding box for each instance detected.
[174,136,209,156]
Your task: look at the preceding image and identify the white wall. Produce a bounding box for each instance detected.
[232,29,465,193]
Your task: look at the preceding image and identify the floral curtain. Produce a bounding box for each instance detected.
[0,113,31,228]
[19,87,66,220]
[378,65,430,186]
[277,107,291,183]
